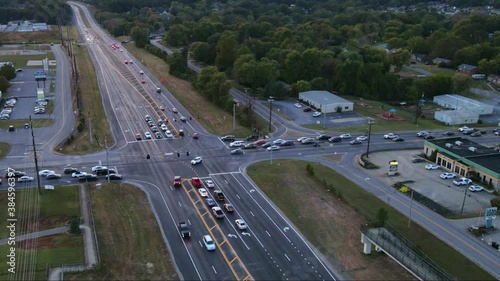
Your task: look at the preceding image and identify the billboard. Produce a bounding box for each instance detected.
[36,88,45,101]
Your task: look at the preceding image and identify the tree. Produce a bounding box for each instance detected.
[0,64,16,80]
[452,73,473,94]
[167,49,189,77]
[130,26,149,48]
[190,42,215,64]
[0,76,10,92]
[389,49,411,72]
[164,24,190,47]
[215,31,238,71]
[290,80,311,97]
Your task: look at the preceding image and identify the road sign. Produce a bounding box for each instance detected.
[484,207,497,220]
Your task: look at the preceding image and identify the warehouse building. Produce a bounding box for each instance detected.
[434,110,479,125]
[424,137,500,190]
[433,94,494,115]
[298,90,353,113]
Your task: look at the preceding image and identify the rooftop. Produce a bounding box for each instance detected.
[299,90,353,105]
[435,109,478,118]
[426,137,500,174]
[433,94,492,109]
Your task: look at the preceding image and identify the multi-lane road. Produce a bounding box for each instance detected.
[0,2,499,280]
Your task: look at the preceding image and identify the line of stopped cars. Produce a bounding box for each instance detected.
[3,166,123,184]
[172,176,247,251]
[421,164,484,192]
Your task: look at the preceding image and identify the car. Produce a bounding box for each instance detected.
[151,126,159,132]
[440,173,456,179]
[243,143,257,149]
[235,219,248,230]
[453,177,472,186]
[156,88,161,93]
[424,135,435,140]
[145,115,152,122]
[203,235,216,251]
[172,108,178,113]
[46,173,61,180]
[470,131,481,137]
[91,166,108,172]
[135,134,142,140]
[329,136,342,143]
[416,131,430,137]
[72,172,87,178]
[340,133,351,139]
[212,206,224,218]
[96,168,116,176]
[63,167,78,174]
[468,185,484,192]
[155,132,163,139]
[141,79,146,84]
[198,188,208,197]
[301,138,316,144]
[356,136,368,141]
[206,198,216,207]
[178,222,191,238]
[425,164,440,170]
[165,130,173,138]
[221,135,236,142]
[261,142,272,148]
[458,126,470,132]
[230,141,245,147]
[303,108,312,112]
[159,106,165,111]
[312,112,321,117]
[144,132,152,139]
[192,177,202,187]
[267,145,280,151]
[193,133,199,139]
[139,70,144,75]
[393,137,405,142]
[173,176,182,187]
[462,128,475,135]
[281,140,294,146]
[224,203,234,213]
[231,149,244,155]
[297,137,308,142]
[254,139,268,146]
[105,174,123,180]
[79,174,98,182]
[4,171,26,178]
[39,170,55,177]
[442,131,455,136]
[147,121,155,127]
[18,176,34,182]
[191,157,203,165]
[124,60,128,64]
[180,116,187,122]
[205,180,215,188]
[294,103,302,108]
[160,124,168,131]
[411,158,424,163]
[317,134,331,141]
[214,190,225,201]
[350,139,362,145]
[245,135,259,141]
[495,131,500,136]
[383,133,398,139]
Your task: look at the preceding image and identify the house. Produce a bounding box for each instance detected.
[432,57,451,66]
[412,53,426,62]
[457,64,478,75]
[487,74,500,89]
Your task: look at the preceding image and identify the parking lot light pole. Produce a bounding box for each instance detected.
[460,171,471,216]
[366,118,374,158]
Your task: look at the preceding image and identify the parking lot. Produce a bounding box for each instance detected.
[362,149,495,215]
[266,100,368,128]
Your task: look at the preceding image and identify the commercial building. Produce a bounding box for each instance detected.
[433,94,494,115]
[424,137,500,190]
[434,110,479,125]
[298,90,353,113]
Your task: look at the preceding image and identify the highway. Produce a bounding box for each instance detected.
[0,1,499,280]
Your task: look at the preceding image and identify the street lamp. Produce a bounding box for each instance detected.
[268,96,274,165]
[366,118,374,158]
[323,98,327,129]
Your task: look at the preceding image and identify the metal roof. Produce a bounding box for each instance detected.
[299,90,353,105]
[433,94,491,109]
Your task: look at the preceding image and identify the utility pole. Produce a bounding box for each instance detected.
[30,116,42,195]
[88,113,92,145]
[408,190,414,229]
[105,138,110,183]
[366,118,374,158]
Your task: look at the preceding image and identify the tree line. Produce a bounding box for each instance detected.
[0,0,71,25]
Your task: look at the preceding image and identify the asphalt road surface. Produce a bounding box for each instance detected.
[0,2,498,279]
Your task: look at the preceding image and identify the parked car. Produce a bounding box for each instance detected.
[312,112,321,117]
[468,185,484,192]
[425,164,440,170]
[440,173,456,179]
[303,107,312,112]
[453,177,472,186]
[411,158,424,163]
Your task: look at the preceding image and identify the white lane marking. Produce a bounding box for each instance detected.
[284,254,291,262]
[212,266,217,274]
[178,201,181,207]
[188,219,191,225]
[236,194,241,200]
[6,156,25,158]
[266,230,271,237]
[199,240,203,248]
[208,171,239,176]
[224,180,228,184]
[250,211,255,217]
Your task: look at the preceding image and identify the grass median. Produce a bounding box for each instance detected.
[0,30,62,44]
[0,53,56,69]
[246,160,495,280]
[66,183,179,280]
[0,119,53,129]
[0,142,10,160]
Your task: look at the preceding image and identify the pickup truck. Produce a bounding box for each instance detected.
[214,190,225,201]
[212,207,224,218]
[178,222,191,238]
[453,178,472,186]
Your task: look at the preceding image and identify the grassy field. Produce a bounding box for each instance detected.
[0,234,84,281]
[413,64,457,76]
[67,183,179,280]
[0,142,10,160]
[56,26,112,155]
[121,39,258,137]
[0,30,62,44]
[0,53,55,69]
[0,185,80,238]
[0,119,53,129]
[246,160,495,280]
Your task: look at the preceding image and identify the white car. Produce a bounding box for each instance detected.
[161,124,168,131]
[267,145,280,151]
[38,170,55,176]
[165,130,173,138]
[458,126,470,132]
[273,139,285,145]
[425,164,440,170]
[72,172,87,178]
[91,166,107,172]
[198,188,208,197]
[191,156,203,165]
[339,133,351,139]
[440,173,456,179]
[294,103,302,108]
[205,180,215,188]
[229,141,245,147]
[235,219,248,230]
[203,235,216,251]
[468,185,483,192]
[139,70,144,74]
[144,132,152,139]
[297,137,308,142]
[356,136,368,141]
[453,177,472,186]
[172,108,178,113]
[416,131,430,137]
[384,133,398,139]
[18,176,34,182]
[312,112,321,117]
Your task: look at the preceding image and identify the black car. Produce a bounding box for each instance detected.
[442,131,455,136]
[245,135,259,141]
[261,142,272,148]
[393,137,405,142]
[96,169,116,176]
[230,149,244,155]
[79,174,98,182]
[105,174,122,180]
[316,134,331,141]
[281,140,294,146]
[178,222,191,238]
[470,131,481,137]
[221,136,235,142]
[329,137,342,143]
[63,167,78,174]
[4,171,26,178]
[424,135,435,140]
[411,158,424,163]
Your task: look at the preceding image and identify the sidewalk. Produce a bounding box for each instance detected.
[0,226,69,245]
